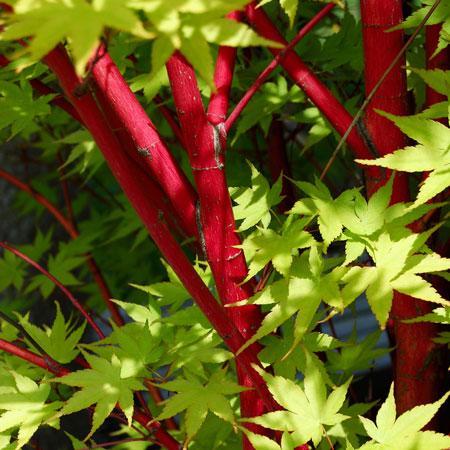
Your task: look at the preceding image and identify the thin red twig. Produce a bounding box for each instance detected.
[43,45,278,411]
[0,242,105,339]
[0,167,124,325]
[207,10,242,125]
[0,339,180,450]
[226,2,336,132]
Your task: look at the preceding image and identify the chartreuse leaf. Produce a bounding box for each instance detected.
[128,0,281,87]
[327,331,390,379]
[339,177,393,237]
[391,0,450,56]
[404,306,450,324]
[58,130,104,181]
[359,385,450,450]
[410,68,450,97]
[356,112,450,207]
[289,178,356,248]
[84,322,163,378]
[0,79,53,139]
[259,319,344,379]
[245,359,351,448]
[17,302,85,364]
[239,218,315,280]
[162,329,232,378]
[233,77,305,142]
[280,0,298,28]
[0,251,25,293]
[236,250,344,354]
[342,231,450,328]
[52,352,144,439]
[1,0,152,74]
[156,369,245,439]
[0,372,61,449]
[230,162,283,231]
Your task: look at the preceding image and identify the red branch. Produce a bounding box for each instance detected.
[244,3,378,163]
[88,46,199,240]
[43,45,278,412]
[0,339,180,450]
[0,242,105,339]
[0,167,123,325]
[226,2,335,132]
[360,0,444,415]
[166,52,268,449]
[207,11,242,124]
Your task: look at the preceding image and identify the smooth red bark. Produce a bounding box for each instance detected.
[360,0,444,415]
[226,2,335,132]
[166,53,267,448]
[43,46,278,413]
[88,46,199,240]
[244,2,379,167]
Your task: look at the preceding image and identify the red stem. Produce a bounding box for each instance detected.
[43,45,278,412]
[88,45,199,240]
[0,167,77,236]
[226,2,336,132]
[0,339,180,450]
[244,2,383,191]
[207,10,242,125]
[0,242,105,339]
[166,52,268,449]
[0,167,124,325]
[360,0,444,415]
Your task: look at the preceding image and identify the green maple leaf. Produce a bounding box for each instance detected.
[259,324,342,380]
[327,331,390,379]
[0,80,53,139]
[289,178,356,248]
[163,329,232,378]
[85,322,163,378]
[52,352,144,439]
[0,372,61,449]
[1,0,152,74]
[239,218,315,280]
[156,369,245,438]
[59,130,104,181]
[392,0,450,56]
[359,385,450,450]
[26,250,85,298]
[236,249,344,354]
[18,302,85,364]
[231,162,283,231]
[128,0,281,87]
[342,232,450,328]
[356,112,450,207]
[233,77,305,142]
[0,251,25,293]
[404,306,450,324]
[338,177,393,237]
[246,359,351,448]
[130,259,212,312]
